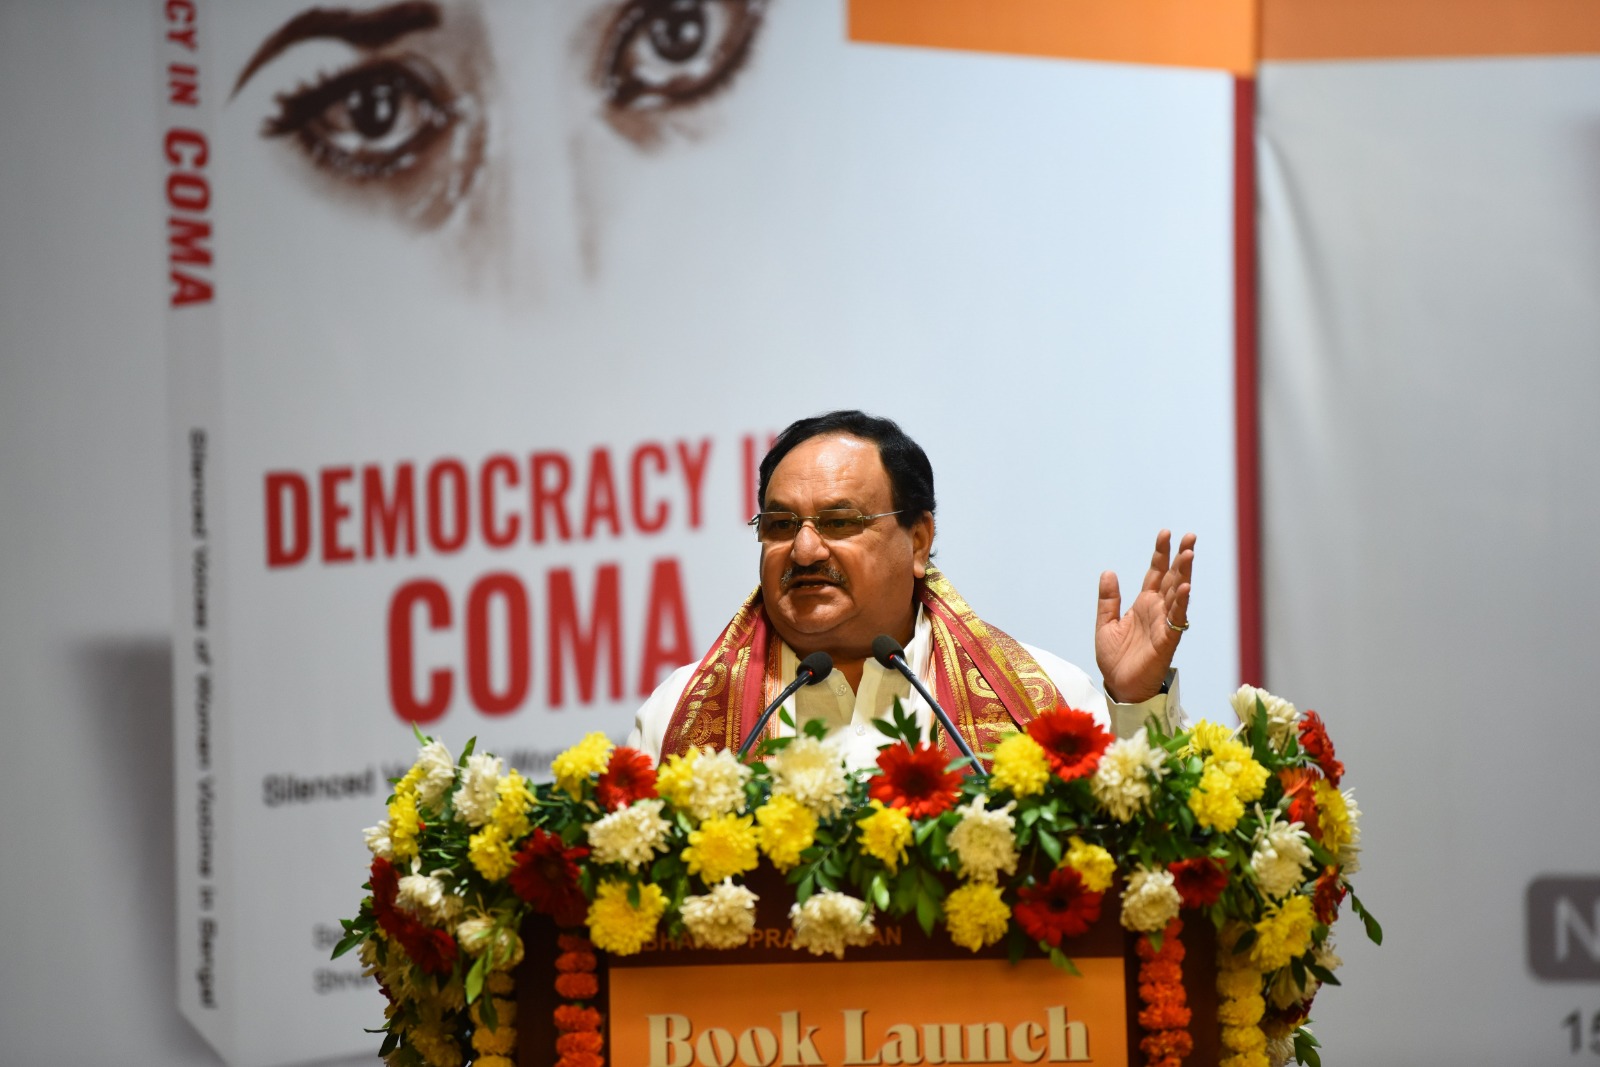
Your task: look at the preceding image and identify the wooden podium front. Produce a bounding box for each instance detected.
[516,866,1218,1066]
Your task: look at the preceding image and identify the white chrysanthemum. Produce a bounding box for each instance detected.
[586,798,672,871]
[452,753,504,827]
[681,879,759,949]
[769,736,850,819]
[1089,730,1167,822]
[1230,685,1299,750]
[1119,865,1182,933]
[1251,817,1314,900]
[946,794,1019,883]
[682,748,752,821]
[1338,790,1363,874]
[1267,1032,1296,1067]
[363,818,394,859]
[411,740,456,807]
[790,890,876,959]
[397,873,446,918]
[455,916,524,968]
[1268,936,1341,1009]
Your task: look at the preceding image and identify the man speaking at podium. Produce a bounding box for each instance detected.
[630,410,1193,769]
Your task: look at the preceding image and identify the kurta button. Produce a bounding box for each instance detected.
[856,725,867,736]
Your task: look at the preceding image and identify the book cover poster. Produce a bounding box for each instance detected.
[161,2,1240,1063]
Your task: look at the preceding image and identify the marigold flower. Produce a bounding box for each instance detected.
[1015,867,1103,947]
[1064,835,1116,894]
[870,742,961,818]
[1250,895,1315,972]
[473,1025,517,1056]
[554,973,599,999]
[553,1005,602,1032]
[852,800,911,871]
[1188,764,1246,832]
[944,881,1011,951]
[557,1032,605,1054]
[790,890,876,959]
[1186,719,1237,756]
[681,879,759,949]
[1218,992,1268,1026]
[989,733,1051,797]
[595,746,657,812]
[552,732,615,800]
[754,794,818,871]
[388,791,423,862]
[586,880,667,956]
[1027,705,1113,781]
[683,812,760,884]
[946,795,1019,883]
[1209,738,1270,803]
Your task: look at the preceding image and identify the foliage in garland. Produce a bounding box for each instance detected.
[334,686,1379,1067]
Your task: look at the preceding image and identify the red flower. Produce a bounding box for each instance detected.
[1313,865,1347,925]
[369,857,400,921]
[402,923,459,976]
[1014,867,1104,947]
[1167,856,1228,909]
[557,933,595,953]
[555,972,600,999]
[870,742,962,818]
[1298,711,1344,786]
[556,1033,605,1055]
[1026,705,1113,781]
[1278,767,1324,843]
[554,1005,603,1032]
[510,829,591,927]
[595,746,658,811]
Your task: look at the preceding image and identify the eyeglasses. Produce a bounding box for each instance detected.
[748,509,903,543]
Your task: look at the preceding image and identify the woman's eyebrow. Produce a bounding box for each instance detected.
[232,1,442,97]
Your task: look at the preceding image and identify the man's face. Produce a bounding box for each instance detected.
[759,433,934,660]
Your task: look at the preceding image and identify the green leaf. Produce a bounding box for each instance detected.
[1307,963,1341,987]
[1349,891,1384,945]
[465,953,487,1004]
[1233,927,1258,954]
[915,889,939,937]
[1020,806,1041,828]
[872,719,901,740]
[411,722,428,746]
[1146,930,1164,955]
[330,930,365,960]
[1036,828,1062,866]
[1046,947,1082,977]
[378,1030,400,1058]
[795,873,815,905]
[459,736,477,764]
[914,818,940,846]
[870,872,891,912]
[480,988,499,1030]
[1294,1027,1323,1067]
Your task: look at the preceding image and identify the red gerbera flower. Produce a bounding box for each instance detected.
[1277,767,1323,843]
[369,856,400,920]
[510,829,592,927]
[1168,856,1229,909]
[1026,705,1113,781]
[1014,867,1104,947]
[870,742,962,818]
[1313,864,1347,925]
[595,746,658,811]
[1298,710,1344,786]
[400,923,460,976]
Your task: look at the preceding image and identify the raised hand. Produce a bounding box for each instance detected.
[1094,530,1195,704]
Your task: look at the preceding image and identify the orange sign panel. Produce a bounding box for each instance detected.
[609,957,1128,1067]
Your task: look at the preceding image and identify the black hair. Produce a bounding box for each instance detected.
[757,410,935,528]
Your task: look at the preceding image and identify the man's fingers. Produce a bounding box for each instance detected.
[1096,570,1121,628]
[1165,582,1191,629]
[1141,529,1172,593]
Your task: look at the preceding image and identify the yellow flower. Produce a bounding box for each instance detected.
[755,794,818,871]
[1064,835,1116,894]
[944,881,1011,951]
[856,801,914,873]
[1217,993,1266,1027]
[682,813,760,884]
[1188,765,1245,831]
[1209,738,1270,803]
[387,790,422,862]
[468,827,517,881]
[468,770,533,881]
[552,732,614,799]
[1217,966,1262,1000]
[1219,1053,1269,1067]
[1222,1025,1269,1053]
[654,747,699,810]
[1250,895,1315,972]
[1187,720,1236,756]
[990,733,1051,798]
[587,880,667,956]
[1313,779,1353,854]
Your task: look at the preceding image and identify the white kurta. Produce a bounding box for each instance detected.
[628,607,1182,770]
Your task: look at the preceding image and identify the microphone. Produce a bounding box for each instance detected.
[871,635,988,776]
[736,651,834,758]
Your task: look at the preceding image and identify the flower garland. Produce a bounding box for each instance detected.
[1137,918,1193,1067]
[334,688,1379,1067]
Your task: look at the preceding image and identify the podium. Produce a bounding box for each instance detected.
[514,865,1219,1067]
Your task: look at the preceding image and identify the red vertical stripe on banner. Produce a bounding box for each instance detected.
[1233,76,1263,687]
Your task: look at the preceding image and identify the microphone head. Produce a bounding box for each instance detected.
[799,651,833,684]
[871,635,905,667]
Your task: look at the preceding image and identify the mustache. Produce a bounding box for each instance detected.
[780,563,846,590]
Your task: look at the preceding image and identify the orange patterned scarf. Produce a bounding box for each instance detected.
[658,568,1063,760]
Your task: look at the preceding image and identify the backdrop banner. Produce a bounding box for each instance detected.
[161,2,1240,1063]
